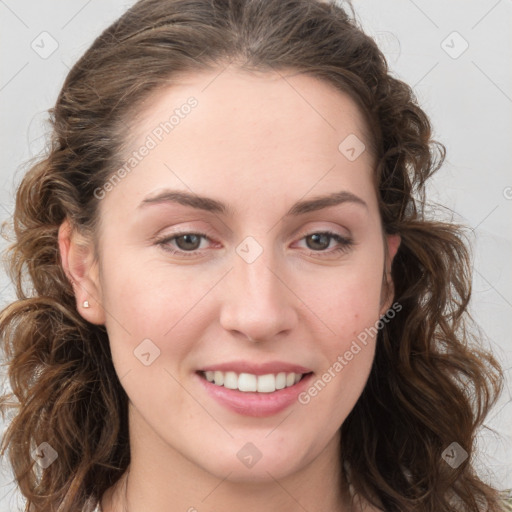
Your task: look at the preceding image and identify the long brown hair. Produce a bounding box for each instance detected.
[0,0,506,510]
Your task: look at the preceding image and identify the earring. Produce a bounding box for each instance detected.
[83,300,90,308]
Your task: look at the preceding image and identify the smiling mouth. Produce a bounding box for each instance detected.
[199,370,312,393]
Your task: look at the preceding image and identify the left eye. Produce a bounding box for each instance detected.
[301,232,343,251]
[294,231,354,256]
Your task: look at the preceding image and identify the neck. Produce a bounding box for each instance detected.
[101,450,354,511]
[103,467,353,512]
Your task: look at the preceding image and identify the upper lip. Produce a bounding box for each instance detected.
[199,361,313,375]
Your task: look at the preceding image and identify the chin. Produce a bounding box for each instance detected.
[193,440,313,483]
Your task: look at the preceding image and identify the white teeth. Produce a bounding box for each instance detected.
[257,374,275,393]
[202,370,306,393]
[223,371,238,390]
[213,371,224,386]
[239,373,257,392]
[275,372,286,390]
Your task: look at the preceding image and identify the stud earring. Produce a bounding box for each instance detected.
[83,300,90,308]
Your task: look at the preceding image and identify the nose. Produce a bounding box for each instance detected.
[219,247,298,343]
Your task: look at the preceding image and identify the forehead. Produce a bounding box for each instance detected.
[124,65,371,161]
[101,66,376,218]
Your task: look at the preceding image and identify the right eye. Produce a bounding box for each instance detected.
[155,232,214,257]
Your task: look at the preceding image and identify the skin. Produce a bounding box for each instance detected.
[59,66,400,512]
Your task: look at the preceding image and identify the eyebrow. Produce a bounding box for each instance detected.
[138,189,367,215]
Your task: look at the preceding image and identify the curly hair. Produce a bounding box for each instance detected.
[0,0,506,510]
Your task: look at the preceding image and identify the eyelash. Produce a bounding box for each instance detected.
[154,230,354,259]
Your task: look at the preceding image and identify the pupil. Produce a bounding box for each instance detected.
[177,234,200,250]
[307,233,329,250]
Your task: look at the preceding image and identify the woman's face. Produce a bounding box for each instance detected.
[65,67,399,483]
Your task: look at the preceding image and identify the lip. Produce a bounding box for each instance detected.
[196,370,314,418]
[199,361,312,375]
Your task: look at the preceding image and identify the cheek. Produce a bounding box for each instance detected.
[293,248,384,400]
[98,253,215,370]
[298,257,384,340]
[298,269,382,427]
[98,264,209,416]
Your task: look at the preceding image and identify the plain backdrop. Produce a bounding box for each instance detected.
[0,0,511,510]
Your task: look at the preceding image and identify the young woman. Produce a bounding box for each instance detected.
[0,0,507,511]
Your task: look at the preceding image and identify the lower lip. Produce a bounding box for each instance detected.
[196,372,314,417]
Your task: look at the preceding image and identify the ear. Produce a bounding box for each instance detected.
[379,233,401,316]
[58,218,106,325]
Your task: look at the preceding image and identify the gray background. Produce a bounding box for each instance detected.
[1,0,511,510]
